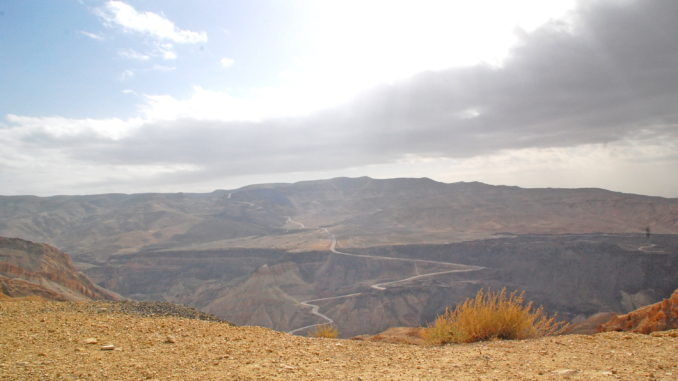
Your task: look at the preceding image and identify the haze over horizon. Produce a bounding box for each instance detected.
[2,0,677,197]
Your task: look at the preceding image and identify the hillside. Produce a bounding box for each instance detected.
[1,177,676,263]
[0,237,119,301]
[0,300,676,380]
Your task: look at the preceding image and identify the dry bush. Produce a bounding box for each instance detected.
[421,288,568,345]
[309,323,339,338]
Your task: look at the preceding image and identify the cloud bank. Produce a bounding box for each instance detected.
[2,0,677,196]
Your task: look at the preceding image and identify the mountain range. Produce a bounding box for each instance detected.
[2,177,677,336]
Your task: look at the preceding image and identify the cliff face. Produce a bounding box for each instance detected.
[598,289,678,334]
[0,237,120,301]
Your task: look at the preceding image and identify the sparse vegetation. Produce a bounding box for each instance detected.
[309,323,339,338]
[421,288,567,345]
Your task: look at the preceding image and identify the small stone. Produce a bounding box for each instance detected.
[101,345,115,351]
[553,369,577,375]
[37,353,47,357]
[84,338,98,344]
[166,335,176,343]
[602,371,613,376]
[75,348,85,352]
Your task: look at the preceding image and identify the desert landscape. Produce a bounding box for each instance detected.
[2,177,677,337]
[1,177,678,380]
[1,300,678,380]
[5,0,678,379]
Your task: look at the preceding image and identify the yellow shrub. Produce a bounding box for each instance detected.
[309,323,339,338]
[421,288,567,345]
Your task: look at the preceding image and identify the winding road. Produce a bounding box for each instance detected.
[285,217,305,229]
[287,225,484,334]
[637,243,665,253]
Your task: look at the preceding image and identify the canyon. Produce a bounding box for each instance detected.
[2,177,677,336]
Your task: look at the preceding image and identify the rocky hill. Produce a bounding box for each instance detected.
[0,300,676,380]
[0,237,120,301]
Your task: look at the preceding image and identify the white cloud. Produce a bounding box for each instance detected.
[95,1,207,44]
[79,31,104,41]
[4,114,143,140]
[120,70,135,80]
[138,86,334,122]
[118,49,150,60]
[151,65,175,72]
[156,43,176,60]
[220,58,234,68]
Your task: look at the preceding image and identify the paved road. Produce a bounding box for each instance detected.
[287,228,484,335]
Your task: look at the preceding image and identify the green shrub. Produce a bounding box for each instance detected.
[309,323,339,338]
[421,288,567,345]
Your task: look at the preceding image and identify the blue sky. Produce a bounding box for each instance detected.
[1,1,313,119]
[1,0,678,197]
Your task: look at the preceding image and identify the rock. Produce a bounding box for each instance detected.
[101,345,115,351]
[554,369,577,375]
[84,338,98,344]
[598,289,678,334]
[75,348,85,352]
[165,335,176,343]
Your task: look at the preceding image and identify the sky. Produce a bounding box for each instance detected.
[1,0,677,197]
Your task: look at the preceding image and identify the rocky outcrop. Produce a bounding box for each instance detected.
[0,237,120,301]
[0,276,69,301]
[598,289,678,334]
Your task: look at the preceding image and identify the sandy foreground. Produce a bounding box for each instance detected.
[1,301,677,381]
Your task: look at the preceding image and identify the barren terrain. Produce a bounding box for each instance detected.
[85,234,678,337]
[1,301,677,380]
[2,178,676,262]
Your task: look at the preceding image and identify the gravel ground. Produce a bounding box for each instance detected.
[83,301,231,323]
[1,301,677,380]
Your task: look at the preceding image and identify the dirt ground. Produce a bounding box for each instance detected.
[1,301,677,380]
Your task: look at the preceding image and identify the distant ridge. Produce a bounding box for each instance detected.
[1,177,676,262]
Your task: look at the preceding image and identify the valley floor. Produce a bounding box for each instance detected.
[1,301,676,380]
